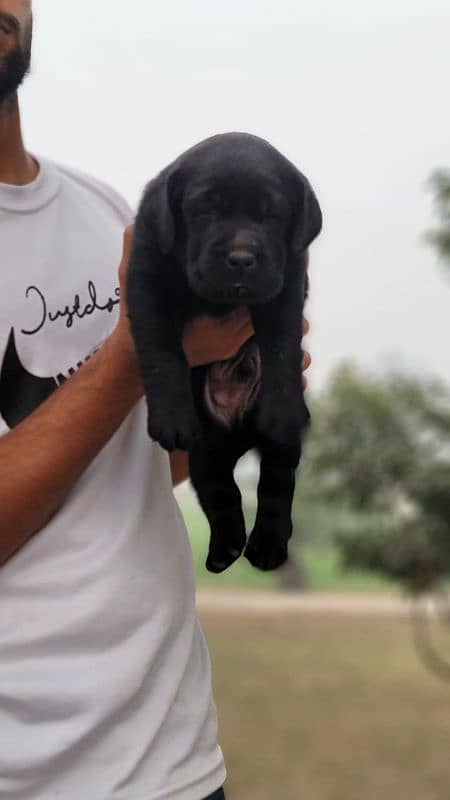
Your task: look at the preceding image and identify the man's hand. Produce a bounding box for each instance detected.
[183,311,312,386]
[302,318,312,389]
[116,225,312,487]
[172,320,312,485]
[182,308,254,366]
[112,225,142,370]
[118,225,312,384]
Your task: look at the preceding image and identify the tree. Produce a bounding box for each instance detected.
[305,364,450,678]
[426,168,450,266]
[306,364,450,593]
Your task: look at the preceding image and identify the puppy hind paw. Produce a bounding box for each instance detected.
[206,532,247,574]
[244,534,289,571]
[206,546,243,574]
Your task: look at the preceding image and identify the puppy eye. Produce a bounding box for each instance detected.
[263,208,281,220]
[259,192,285,220]
[192,197,219,214]
[196,207,219,218]
[259,200,281,219]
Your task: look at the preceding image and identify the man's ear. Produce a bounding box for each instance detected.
[140,168,176,255]
[292,175,323,255]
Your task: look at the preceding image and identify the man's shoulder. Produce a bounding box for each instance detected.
[42,157,134,225]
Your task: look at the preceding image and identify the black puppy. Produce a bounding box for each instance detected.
[127,132,322,573]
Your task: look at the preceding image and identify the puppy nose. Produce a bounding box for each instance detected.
[227,250,256,271]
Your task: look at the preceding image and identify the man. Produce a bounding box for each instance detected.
[0,2,311,798]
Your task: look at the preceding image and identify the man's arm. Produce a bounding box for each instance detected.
[0,329,143,565]
[0,224,309,560]
[0,228,255,565]
[170,318,312,487]
[170,451,190,487]
[169,306,256,487]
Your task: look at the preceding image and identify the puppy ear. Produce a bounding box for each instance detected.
[292,176,323,255]
[141,169,176,255]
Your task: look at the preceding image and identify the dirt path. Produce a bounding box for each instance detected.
[196,589,421,617]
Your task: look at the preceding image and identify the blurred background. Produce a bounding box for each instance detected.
[27,1,449,797]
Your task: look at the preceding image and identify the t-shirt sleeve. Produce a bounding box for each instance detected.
[88,178,134,227]
[52,161,135,227]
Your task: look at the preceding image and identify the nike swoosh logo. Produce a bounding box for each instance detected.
[0,329,61,429]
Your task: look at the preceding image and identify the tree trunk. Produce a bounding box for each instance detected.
[278,553,309,592]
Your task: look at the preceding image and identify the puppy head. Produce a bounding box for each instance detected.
[144,133,322,304]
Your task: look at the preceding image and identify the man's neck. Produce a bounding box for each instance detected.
[0,93,38,186]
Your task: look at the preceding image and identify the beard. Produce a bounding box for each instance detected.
[0,27,32,104]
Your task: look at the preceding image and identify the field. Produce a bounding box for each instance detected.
[200,609,450,800]
[180,487,450,798]
[179,495,394,591]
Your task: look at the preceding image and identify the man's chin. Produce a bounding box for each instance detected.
[0,49,30,104]
[0,83,18,104]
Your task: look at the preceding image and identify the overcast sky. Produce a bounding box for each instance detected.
[22,0,450,390]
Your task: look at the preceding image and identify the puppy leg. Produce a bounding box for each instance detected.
[250,270,309,446]
[189,445,247,574]
[127,250,200,452]
[244,440,301,571]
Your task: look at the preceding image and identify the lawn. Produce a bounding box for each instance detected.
[200,610,450,800]
[178,495,395,591]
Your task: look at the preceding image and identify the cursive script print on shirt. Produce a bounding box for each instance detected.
[21,280,120,335]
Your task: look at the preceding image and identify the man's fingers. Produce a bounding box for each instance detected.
[121,225,135,265]
[223,307,254,340]
[303,350,312,371]
[302,350,311,391]
[302,320,311,390]
[236,319,255,338]
[224,306,251,326]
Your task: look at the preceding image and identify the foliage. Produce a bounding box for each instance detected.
[426,168,450,265]
[305,364,450,591]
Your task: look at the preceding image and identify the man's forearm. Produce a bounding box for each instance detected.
[0,331,143,566]
[170,451,190,487]
[0,220,264,567]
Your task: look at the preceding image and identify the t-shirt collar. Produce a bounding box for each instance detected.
[0,157,61,213]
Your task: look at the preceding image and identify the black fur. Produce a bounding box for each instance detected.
[127,132,322,572]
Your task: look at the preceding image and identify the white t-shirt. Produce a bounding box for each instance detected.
[0,159,226,800]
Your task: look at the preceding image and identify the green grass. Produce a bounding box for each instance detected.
[200,610,450,800]
[181,499,277,589]
[301,543,394,591]
[179,497,395,591]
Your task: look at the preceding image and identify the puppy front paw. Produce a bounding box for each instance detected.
[148,402,201,452]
